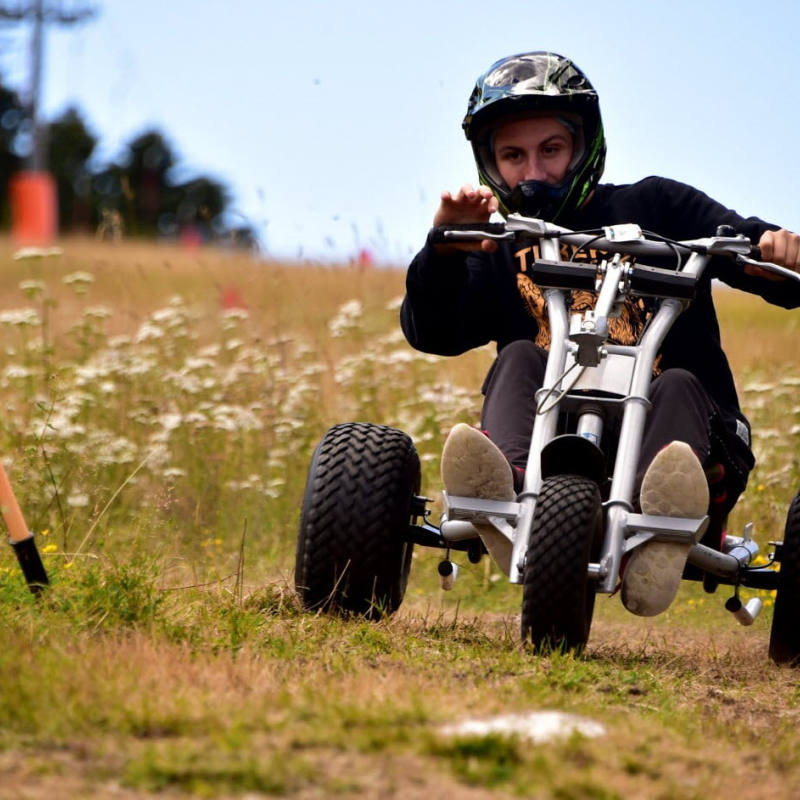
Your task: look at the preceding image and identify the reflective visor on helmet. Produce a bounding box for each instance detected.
[483,53,585,91]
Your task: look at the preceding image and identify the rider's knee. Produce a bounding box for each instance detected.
[650,367,704,401]
[497,339,548,368]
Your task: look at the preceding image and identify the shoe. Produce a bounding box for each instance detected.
[441,424,514,575]
[621,441,709,617]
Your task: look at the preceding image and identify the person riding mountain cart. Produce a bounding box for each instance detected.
[293,52,800,666]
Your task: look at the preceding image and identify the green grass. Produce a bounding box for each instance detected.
[1,238,800,798]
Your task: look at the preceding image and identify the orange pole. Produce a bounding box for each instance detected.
[0,460,31,543]
[10,171,58,246]
[0,460,49,594]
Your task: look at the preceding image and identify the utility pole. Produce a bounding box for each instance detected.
[0,0,96,170]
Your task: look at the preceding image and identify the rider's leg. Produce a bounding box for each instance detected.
[440,341,548,575]
[623,368,752,615]
[634,368,715,495]
[440,423,516,575]
[636,368,752,518]
[479,339,549,470]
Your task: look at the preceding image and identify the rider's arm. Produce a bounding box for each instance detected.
[400,236,499,356]
[652,178,800,308]
[400,183,505,355]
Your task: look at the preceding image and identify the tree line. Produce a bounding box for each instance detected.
[0,77,258,250]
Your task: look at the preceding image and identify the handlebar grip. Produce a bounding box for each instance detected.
[430,222,508,245]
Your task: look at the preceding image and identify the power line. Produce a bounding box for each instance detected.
[0,0,96,170]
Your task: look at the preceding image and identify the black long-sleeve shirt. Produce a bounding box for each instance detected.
[401,176,800,446]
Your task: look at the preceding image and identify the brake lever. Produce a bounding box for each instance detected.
[442,230,516,242]
[735,254,800,283]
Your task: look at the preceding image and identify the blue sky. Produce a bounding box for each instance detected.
[2,0,799,262]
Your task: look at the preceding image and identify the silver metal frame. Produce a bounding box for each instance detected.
[440,215,795,610]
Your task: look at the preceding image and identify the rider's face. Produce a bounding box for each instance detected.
[492,116,574,188]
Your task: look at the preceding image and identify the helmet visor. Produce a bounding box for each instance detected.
[483,53,590,94]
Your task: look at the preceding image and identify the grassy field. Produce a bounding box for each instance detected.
[1,236,800,799]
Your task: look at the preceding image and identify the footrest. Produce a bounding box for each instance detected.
[625,512,708,551]
[442,493,520,525]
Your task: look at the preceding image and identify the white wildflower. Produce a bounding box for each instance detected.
[83,305,113,320]
[328,299,363,337]
[63,271,94,286]
[0,308,41,327]
[66,493,90,508]
[108,334,132,349]
[3,365,33,380]
[91,434,138,465]
[159,412,183,431]
[209,404,264,432]
[743,381,776,393]
[221,307,249,322]
[135,321,165,342]
[19,279,46,297]
[14,246,63,260]
[183,357,217,371]
[125,354,159,375]
[198,343,221,358]
[152,306,187,327]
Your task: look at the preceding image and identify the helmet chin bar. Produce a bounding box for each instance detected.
[507,178,571,222]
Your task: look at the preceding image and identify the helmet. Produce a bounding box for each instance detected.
[463,52,606,223]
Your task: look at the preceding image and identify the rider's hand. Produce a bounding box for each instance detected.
[747,229,800,280]
[433,184,500,254]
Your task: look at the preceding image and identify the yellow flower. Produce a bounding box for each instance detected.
[41,543,58,554]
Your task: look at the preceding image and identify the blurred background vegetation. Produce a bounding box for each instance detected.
[0,76,258,251]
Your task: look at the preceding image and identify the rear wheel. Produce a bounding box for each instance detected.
[521,475,603,654]
[769,489,800,666]
[295,422,420,619]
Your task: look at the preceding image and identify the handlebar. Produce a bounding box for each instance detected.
[431,215,799,283]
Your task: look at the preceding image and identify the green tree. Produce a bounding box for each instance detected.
[45,106,97,232]
[124,129,174,233]
[0,79,25,228]
[169,175,229,238]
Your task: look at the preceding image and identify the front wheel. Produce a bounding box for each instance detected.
[769,489,800,666]
[521,475,603,655]
[294,422,420,619]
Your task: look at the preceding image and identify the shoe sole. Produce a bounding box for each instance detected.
[441,424,515,501]
[621,441,709,617]
[441,424,514,575]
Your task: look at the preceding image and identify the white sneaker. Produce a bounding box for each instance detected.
[441,423,514,575]
[621,441,708,617]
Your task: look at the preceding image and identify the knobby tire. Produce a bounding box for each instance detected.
[521,475,603,655]
[295,422,420,619]
[769,488,800,666]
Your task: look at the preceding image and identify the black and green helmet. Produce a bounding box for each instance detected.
[463,52,606,223]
